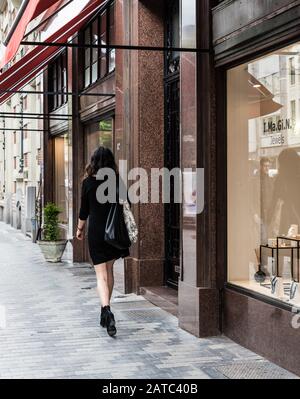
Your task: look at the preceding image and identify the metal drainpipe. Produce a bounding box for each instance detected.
[4,0,29,46]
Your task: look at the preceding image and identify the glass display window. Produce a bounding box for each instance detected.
[227,42,300,306]
[53,133,72,239]
[85,117,114,163]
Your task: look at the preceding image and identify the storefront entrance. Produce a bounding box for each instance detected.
[53,134,72,231]
[53,133,73,260]
[164,0,180,289]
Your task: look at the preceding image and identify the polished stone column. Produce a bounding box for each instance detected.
[116,0,165,293]
[178,0,220,337]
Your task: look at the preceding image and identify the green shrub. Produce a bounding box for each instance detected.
[43,203,61,241]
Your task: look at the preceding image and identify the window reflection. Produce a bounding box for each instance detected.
[83,1,115,88]
[54,134,72,233]
[227,43,300,304]
[86,117,114,163]
[181,0,196,48]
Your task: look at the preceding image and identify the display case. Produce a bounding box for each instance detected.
[258,236,300,304]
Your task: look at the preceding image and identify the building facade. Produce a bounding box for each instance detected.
[42,0,300,375]
[213,0,300,375]
[0,0,43,235]
[1,0,299,377]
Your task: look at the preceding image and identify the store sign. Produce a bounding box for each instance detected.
[261,133,287,148]
[261,118,292,148]
[263,118,293,134]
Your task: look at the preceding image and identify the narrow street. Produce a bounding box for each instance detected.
[0,222,297,379]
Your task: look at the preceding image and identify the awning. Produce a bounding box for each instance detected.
[0,0,62,69]
[247,71,283,119]
[0,0,105,105]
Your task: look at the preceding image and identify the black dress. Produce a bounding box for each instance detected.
[79,175,130,265]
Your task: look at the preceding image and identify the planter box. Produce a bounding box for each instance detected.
[38,240,68,263]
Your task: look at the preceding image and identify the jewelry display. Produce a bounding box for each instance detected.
[267,256,275,276]
[290,281,298,300]
[283,256,292,280]
[259,235,300,284]
[286,225,298,248]
[277,235,300,282]
[271,276,285,298]
[268,238,277,248]
[250,230,300,302]
[271,276,278,295]
[290,281,300,304]
[254,248,266,283]
[288,225,298,238]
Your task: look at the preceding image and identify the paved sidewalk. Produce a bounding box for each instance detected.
[0,222,298,379]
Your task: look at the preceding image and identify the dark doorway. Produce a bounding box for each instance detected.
[164,0,180,289]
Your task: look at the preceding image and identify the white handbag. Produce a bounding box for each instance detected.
[120,200,138,244]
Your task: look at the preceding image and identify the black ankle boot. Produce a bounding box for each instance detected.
[100,306,106,328]
[103,306,116,337]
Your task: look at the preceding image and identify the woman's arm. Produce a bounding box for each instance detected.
[76,219,86,241]
[77,179,90,240]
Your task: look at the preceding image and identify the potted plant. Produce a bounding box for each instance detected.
[38,202,68,262]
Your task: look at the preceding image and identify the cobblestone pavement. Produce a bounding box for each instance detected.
[0,222,298,379]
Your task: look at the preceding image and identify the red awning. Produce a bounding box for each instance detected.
[0,0,104,105]
[0,0,61,69]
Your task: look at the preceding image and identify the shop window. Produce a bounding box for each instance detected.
[85,117,114,163]
[48,51,68,112]
[227,42,300,306]
[53,134,72,231]
[83,0,115,88]
[108,1,115,73]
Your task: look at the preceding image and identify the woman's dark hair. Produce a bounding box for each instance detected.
[85,146,118,177]
[277,148,300,179]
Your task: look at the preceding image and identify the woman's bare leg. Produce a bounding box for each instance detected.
[106,260,115,301]
[94,263,110,307]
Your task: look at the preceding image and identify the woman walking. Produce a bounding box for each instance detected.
[76,146,130,337]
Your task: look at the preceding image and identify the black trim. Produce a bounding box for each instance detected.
[0,89,114,97]
[48,50,68,112]
[164,0,180,290]
[22,40,205,53]
[225,282,297,313]
[214,5,300,67]
[82,108,115,126]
